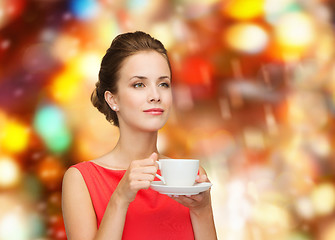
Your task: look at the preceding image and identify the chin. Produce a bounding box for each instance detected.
[120,116,169,132]
[141,121,167,132]
[143,123,166,132]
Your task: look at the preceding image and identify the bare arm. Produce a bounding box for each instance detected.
[62,153,159,240]
[62,167,101,240]
[189,187,217,240]
[94,191,129,240]
[171,166,217,240]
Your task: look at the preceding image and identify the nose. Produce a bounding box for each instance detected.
[148,86,161,103]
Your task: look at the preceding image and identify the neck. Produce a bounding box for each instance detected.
[112,127,159,168]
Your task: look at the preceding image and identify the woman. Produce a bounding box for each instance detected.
[62,31,217,240]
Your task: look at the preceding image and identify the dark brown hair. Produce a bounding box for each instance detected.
[91,31,171,127]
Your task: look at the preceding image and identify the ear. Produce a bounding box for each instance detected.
[104,91,119,111]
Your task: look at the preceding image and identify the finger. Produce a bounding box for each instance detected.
[198,166,207,176]
[129,172,155,181]
[189,192,205,201]
[196,166,209,183]
[131,180,152,190]
[135,157,156,167]
[172,195,195,205]
[140,173,156,182]
[151,153,159,170]
[139,152,158,165]
[132,166,157,174]
[195,174,209,183]
[150,152,159,161]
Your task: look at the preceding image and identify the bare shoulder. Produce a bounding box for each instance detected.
[62,166,88,191]
[62,167,97,239]
[62,166,91,204]
[62,167,90,208]
[63,167,82,182]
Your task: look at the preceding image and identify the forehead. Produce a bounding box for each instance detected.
[119,51,171,78]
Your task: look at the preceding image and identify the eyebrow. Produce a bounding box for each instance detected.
[130,76,171,80]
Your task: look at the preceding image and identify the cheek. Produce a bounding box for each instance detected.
[122,92,144,108]
[164,92,173,106]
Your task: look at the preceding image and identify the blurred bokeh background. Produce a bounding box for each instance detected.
[1,0,335,239]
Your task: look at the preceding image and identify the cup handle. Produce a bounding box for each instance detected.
[155,161,166,184]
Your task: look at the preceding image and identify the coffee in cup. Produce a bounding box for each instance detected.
[155,159,199,186]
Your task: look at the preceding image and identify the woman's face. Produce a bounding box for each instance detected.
[112,50,172,132]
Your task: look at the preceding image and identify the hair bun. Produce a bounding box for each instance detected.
[90,87,100,109]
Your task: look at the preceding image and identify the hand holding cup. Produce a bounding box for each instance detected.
[114,153,159,204]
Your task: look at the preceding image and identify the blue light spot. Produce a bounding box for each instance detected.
[69,0,98,20]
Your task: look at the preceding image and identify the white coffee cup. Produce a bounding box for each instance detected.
[155,159,199,186]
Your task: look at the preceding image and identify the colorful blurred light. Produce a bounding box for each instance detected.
[295,196,314,220]
[33,105,72,153]
[0,194,45,240]
[274,12,315,58]
[0,0,26,29]
[0,157,21,188]
[223,0,265,20]
[225,180,250,230]
[180,56,214,86]
[0,2,5,28]
[22,43,56,73]
[243,128,265,150]
[36,156,65,190]
[75,108,119,162]
[0,212,28,240]
[49,62,82,104]
[320,220,335,240]
[307,134,331,158]
[287,231,312,240]
[224,23,269,54]
[181,0,220,19]
[27,213,46,239]
[252,202,291,232]
[51,34,80,63]
[282,146,317,194]
[78,52,101,82]
[264,0,301,24]
[1,120,30,154]
[311,183,335,216]
[48,214,67,240]
[69,0,99,20]
[287,92,329,130]
[126,0,151,12]
[150,22,176,50]
[96,17,120,48]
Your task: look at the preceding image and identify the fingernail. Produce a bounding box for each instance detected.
[186,195,191,197]
[196,175,200,180]
[167,194,172,197]
[174,195,179,198]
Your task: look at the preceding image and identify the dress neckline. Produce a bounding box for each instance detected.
[89,161,127,171]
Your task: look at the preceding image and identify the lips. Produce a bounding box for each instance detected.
[143,108,164,115]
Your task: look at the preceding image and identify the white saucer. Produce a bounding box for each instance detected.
[150,181,212,195]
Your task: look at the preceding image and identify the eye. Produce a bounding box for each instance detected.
[133,82,145,88]
[159,82,170,88]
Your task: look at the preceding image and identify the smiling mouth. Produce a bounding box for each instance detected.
[143,108,164,115]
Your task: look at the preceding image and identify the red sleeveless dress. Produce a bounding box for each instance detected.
[72,161,195,240]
